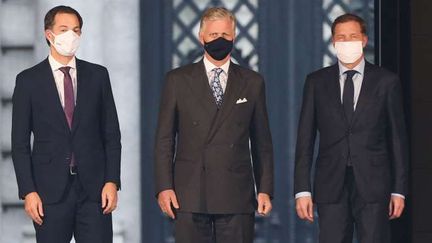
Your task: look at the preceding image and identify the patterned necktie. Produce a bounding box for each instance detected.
[210,68,224,108]
[59,66,75,129]
[343,70,357,122]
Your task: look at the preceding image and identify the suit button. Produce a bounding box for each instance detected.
[192,121,198,126]
[202,166,206,172]
[230,144,234,148]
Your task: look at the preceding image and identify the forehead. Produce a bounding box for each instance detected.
[202,17,234,32]
[53,13,80,26]
[334,20,362,34]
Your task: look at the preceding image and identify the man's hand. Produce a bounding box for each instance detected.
[389,195,405,219]
[102,182,118,214]
[157,189,179,219]
[24,192,44,225]
[257,193,272,216]
[296,196,314,222]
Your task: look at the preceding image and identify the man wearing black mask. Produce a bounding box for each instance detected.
[154,7,274,243]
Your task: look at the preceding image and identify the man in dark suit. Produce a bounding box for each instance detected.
[294,13,408,243]
[154,7,274,243]
[12,5,121,243]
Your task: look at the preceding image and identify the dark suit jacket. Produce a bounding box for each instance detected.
[154,60,274,214]
[294,61,409,203]
[12,58,121,204]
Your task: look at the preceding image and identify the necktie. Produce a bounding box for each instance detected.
[59,66,75,168]
[59,66,75,128]
[210,68,224,108]
[343,70,357,122]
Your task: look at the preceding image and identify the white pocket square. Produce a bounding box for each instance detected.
[236,98,247,104]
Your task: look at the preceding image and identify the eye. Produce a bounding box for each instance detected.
[352,34,361,39]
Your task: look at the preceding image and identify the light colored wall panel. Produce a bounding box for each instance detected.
[0,2,36,47]
[0,157,20,204]
[0,49,35,98]
[0,103,12,151]
[0,207,31,243]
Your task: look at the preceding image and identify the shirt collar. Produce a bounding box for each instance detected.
[203,55,230,75]
[48,54,77,72]
[338,58,365,77]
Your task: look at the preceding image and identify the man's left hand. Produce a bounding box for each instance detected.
[102,182,118,214]
[257,193,272,216]
[389,195,405,220]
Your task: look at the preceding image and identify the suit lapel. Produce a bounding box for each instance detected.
[207,63,245,142]
[185,60,218,117]
[351,62,377,126]
[40,58,71,132]
[327,64,349,125]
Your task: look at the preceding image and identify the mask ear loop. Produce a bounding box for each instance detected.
[47,30,57,46]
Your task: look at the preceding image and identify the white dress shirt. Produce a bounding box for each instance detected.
[48,55,77,107]
[295,59,405,200]
[203,56,230,93]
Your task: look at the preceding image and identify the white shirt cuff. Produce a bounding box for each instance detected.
[295,191,312,199]
[391,193,405,199]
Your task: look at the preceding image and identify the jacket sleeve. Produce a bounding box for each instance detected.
[12,73,36,199]
[294,74,317,195]
[386,76,409,196]
[154,72,178,196]
[250,77,274,198]
[101,67,122,189]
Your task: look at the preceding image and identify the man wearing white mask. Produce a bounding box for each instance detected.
[12,5,121,243]
[294,13,408,243]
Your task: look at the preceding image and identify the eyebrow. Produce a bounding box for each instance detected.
[58,25,80,29]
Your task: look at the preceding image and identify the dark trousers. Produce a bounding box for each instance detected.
[34,175,112,243]
[174,212,255,243]
[316,167,390,243]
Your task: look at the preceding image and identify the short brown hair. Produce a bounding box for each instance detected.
[199,7,236,33]
[331,13,367,36]
[44,5,83,46]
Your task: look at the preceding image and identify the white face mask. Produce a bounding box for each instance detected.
[49,30,81,57]
[334,41,363,64]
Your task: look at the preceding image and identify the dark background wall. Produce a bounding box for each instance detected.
[410,0,432,242]
[380,0,432,242]
[377,0,411,242]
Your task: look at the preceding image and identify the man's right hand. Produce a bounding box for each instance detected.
[295,196,314,222]
[24,192,44,225]
[157,189,179,219]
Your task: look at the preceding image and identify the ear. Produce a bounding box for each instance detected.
[199,31,204,45]
[45,30,53,43]
[362,35,368,48]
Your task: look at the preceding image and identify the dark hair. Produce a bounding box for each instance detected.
[331,13,367,36]
[44,5,83,46]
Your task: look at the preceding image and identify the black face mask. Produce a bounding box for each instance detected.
[204,37,233,61]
